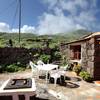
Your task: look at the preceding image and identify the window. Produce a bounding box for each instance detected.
[70,45,81,60]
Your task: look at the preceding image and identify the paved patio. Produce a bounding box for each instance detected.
[0,69,100,100]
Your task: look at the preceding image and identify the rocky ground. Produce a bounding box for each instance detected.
[0,69,100,100]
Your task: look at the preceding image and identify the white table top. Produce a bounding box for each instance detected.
[37,64,58,71]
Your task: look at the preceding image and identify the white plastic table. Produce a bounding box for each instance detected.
[37,64,58,83]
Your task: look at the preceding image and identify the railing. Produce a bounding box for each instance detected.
[70,52,81,60]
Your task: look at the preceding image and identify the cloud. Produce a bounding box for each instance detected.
[37,0,98,34]
[42,0,90,15]
[12,25,35,33]
[21,25,35,33]
[0,22,36,33]
[0,0,98,35]
[37,12,85,35]
[0,22,10,32]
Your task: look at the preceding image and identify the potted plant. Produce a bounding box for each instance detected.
[79,71,93,82]
[73,63,82,75]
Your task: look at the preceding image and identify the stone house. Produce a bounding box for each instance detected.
[60,32,100,80]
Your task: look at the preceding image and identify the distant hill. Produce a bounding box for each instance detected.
[57,29,90,39]
[0,29,90,48]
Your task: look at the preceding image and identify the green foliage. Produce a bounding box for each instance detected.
[54,51,61,59]
[0,30,90,48]
[40,54,51,63]
[79,71,93,82]
[73,64,82,75]
[0,65,4,73]
[6,64,18,72]
[0,62,25,73]
[61,55,69,66]
[0,30,90,71]
[0,33,38,48]
[6,64,25,72]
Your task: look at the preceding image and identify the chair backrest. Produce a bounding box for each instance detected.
[50,70,58,75]
[37,60,44,65]
[29,61,37,72]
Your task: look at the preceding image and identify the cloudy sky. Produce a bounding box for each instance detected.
[0,0,100,35]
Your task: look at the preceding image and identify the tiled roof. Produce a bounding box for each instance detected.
[83,32,100,39]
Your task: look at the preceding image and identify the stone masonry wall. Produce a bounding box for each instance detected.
[60,36,100,80]
[81,37,95,77]
[60,43,70,64]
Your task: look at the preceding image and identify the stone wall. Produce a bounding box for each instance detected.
[0,47,31,66]
[0,47,56,66]
[81,36,100,80]
[60,36,100,80]
[81,37,95,77]
[60,43,70,64]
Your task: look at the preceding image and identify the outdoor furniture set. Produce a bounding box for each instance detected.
[0,61,66,100]
[29,60,66,86]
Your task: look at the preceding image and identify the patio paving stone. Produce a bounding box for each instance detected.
[0,69,100,100]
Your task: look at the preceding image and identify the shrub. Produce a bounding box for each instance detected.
[0,65,3,73]
[0,65,10,73]
[62,55,68,66]
[16,62,26,68]
[73,63,82,75]
[54,51,61,59]
[79,71,93,82]
[40,54,51,63]
[6,64,18,72]
[6,64,25,72]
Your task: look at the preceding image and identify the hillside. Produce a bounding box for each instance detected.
[0,30,90,48]
[57,29,90,40]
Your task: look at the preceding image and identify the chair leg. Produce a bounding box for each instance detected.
[54,78,57,86]
[60,77,62,84]
[64,75,66,80]
[31,71,34,78]
[37,70,40,79]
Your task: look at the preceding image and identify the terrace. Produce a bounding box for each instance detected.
[0,69,100,100]
[0,32,100,100]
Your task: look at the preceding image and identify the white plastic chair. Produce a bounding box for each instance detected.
[29,61,38,78]
[37,60,44,65]
[60,64,69,71]
[58,70,66,80]
[50,70,61,86]
[37,60,46,76]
